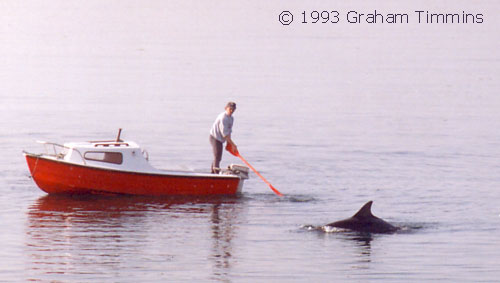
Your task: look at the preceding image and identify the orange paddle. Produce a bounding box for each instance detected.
[226,143,283,197]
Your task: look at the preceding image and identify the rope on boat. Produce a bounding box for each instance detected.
[32,156,39,177]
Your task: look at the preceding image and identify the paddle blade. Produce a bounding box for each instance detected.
[268,184,284,197]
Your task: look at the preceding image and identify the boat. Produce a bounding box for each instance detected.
[23,130,249,196]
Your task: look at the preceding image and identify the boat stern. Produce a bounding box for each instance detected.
[221,164,249,194]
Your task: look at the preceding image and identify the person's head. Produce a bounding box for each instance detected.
[225,101,236,115]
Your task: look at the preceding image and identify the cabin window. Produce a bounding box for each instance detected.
[84,151,123,164]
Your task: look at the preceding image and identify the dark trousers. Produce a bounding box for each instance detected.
[209,135,223,173]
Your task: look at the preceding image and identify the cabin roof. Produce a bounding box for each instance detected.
[64,140,140,151]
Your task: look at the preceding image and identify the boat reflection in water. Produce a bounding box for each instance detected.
[26,194,244,281]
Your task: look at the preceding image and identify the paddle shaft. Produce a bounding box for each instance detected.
[235,153,283,197]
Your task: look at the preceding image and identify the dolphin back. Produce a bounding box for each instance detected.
[326,201,399,234]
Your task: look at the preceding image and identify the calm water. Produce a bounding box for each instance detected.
[1,1,500,282]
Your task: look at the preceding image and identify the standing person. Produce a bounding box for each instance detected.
[209,102,238,173]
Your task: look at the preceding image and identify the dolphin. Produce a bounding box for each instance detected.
[325,201,399,234]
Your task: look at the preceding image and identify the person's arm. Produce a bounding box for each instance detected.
[225,134,237,151]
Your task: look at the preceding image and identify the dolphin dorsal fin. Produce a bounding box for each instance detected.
[353,201,374,218]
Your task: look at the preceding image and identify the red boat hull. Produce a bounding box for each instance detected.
[25,154,242,196]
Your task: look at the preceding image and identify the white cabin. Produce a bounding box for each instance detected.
[61,141,159,173]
